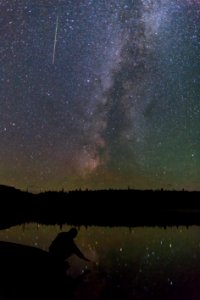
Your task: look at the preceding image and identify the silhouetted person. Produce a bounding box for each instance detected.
[49,228,90,263]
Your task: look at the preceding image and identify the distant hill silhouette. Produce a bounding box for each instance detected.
[0,185,200,228]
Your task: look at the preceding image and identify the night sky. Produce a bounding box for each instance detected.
[1,0,200,191]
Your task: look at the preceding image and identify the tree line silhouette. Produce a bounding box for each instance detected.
[0,184,200,229]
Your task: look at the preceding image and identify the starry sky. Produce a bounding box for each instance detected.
[1,0,200,191]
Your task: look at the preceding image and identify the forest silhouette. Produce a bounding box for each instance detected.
[0,184,200,229]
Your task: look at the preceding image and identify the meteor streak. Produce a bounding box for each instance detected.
[52,15,59,65]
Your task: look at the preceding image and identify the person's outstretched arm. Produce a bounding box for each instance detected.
[73,243,90,261]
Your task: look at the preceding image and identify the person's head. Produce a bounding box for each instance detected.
[68,228,78,238]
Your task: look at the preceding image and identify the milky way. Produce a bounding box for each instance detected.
[0,0,200,191]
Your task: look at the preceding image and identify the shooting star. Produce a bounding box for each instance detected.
[52,15,59,65]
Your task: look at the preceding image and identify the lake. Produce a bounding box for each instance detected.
[0,224,200,299]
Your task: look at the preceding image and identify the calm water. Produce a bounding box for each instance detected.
[0,224,200,300]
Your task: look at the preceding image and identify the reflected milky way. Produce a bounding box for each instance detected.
[1,225,200,299]
[0,0,200,190]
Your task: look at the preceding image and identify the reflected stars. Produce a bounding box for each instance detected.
[0,225,200,298]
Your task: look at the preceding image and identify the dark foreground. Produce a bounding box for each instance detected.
[0,185,200,229]
[0,241,77,300]
[0,225,200,300]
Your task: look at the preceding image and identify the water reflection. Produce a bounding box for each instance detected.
[0,225,200,299]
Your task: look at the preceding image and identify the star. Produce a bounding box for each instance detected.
[0,0,199,191]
